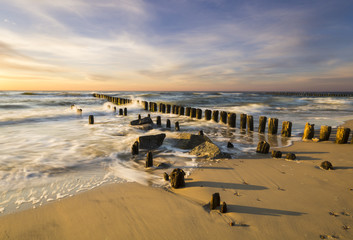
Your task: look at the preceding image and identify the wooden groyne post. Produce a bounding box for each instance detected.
[303,123,315,140]
[319,125,331,141]
[281,121,292,137]
[268,118,278,135]
[335,127,351,144]
[258,116,267,133]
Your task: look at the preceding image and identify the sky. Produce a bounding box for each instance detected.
[0,0,353,91]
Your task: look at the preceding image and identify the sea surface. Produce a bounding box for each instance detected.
[0,91,352,215]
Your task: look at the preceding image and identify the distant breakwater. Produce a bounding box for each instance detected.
[266,92,353,97]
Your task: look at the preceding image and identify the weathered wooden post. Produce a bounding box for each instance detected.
[119,109,123,115]
[175,121,180,131]
[144,101,148,110]
[185,107,191,116]
[166,104,171,113]
[210,193,220,210]
[132,141,139,155]
[164,172,169,181]
[191,108,196,118]
[156,116,161,126]
[166,119,171,128]
[335,127,351,144]
[123,108,127,116]
[146,151,153,168]
[247,115,254,131]
[175,105,180,115]
[138,114,141,120]
[88,115,94,124]
[212,110,219,122]
[170,168,185,188]
[172,105,176,114]
[268,118,278,135]
[256,141,270,154]
[220,202,227,213]
[228,113,236,128]
[161,104,166,113]
[220,111,227,124]
[281,121,292,137]
[258,116,267,134]
[302,122,314,140]
[179,106,185,116]
[196,109,202,119]
[319,125,331,141]
[205,109,212,121]
[240,113,247,129]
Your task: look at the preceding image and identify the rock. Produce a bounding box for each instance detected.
[210,193,220,210]
[156,162,171,169]
[137,133,166,150]
[227,142,234,148]
[170,168,185,188]
[190,141,231,159]
[173,133,212,150]
[221,202,227,213]
[130,117,153,126]
[286,153,296,160]
[163,172,169,181]
[320,161,333,170]
[271,150,282,158]
[134,124,153,131]
[256,141,270,154]
[199,130,204,136]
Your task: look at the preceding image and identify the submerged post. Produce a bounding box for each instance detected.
[268,118,278,135]
[205,109,212,121]
[240,113,247,129]
[228,113,236,128]
[247,115,254,131]
[196,109,202,119]
[220,111,227,124]
[88,115,94,124]
[146,151,153,168]
[212,110,219,122]
[258,116,267,134]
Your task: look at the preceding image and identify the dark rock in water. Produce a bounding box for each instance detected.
[190,141,231,159]
[170,168,185,188]
[220,202,227,213]
[173,133,212,149]
[286,153,296,160]
[256,141,270,154]
[210,193,220,210]
[227,142,234,148]
[164,172,169,181]
[320,161,333,170]
[199,130,204,136]
[130,117,153,126]
[131,141,139,155]
[137,133,166,150]
[157,162,171,169]
[271,150,282,158]
[146,151,153,168]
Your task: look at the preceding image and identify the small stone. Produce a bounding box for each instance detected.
[271,150,282,158]
[320,161,333,170]
[286,153,296,160]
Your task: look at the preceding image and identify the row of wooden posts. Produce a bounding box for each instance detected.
[93,93,352,144]
[267,92,353,97]
[303,123,352,144]
[140,100,293,137]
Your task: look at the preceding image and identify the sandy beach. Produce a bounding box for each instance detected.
[0,122,352,239]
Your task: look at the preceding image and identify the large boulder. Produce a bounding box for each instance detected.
[137,133,166,150]
[189,141,231,159]
[173,133,212,149]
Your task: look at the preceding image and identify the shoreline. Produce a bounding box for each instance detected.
[0,122,352,239]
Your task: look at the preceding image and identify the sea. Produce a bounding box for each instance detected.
[1,91,352,216]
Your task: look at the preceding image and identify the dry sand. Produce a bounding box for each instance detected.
[1,125,352,239]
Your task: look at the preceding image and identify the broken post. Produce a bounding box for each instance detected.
[281,121,292,137]
[146,151,153,168]
[268,118,278,135]
[88,115,94,124]
[258,116,267,134]
[302,122,315,140]
[319,125,331,141]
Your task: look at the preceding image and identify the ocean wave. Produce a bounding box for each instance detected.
[0,104,30,109]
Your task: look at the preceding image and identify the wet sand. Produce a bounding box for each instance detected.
[0,124,352,239]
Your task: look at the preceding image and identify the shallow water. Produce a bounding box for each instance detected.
[0,91,352,215]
